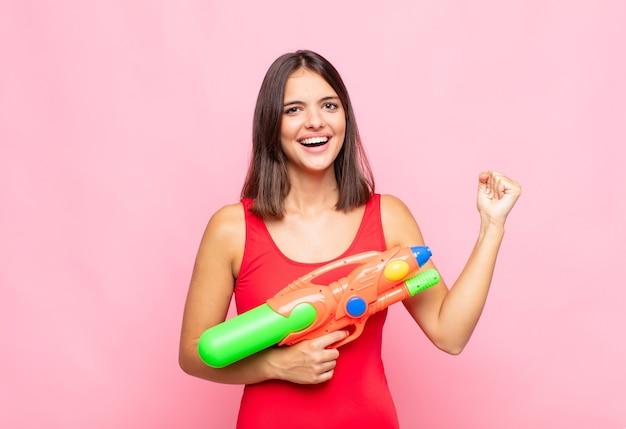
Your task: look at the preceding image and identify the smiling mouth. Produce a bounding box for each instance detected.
[299,136,329,147]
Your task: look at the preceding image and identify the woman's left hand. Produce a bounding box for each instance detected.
[477,170,522,226]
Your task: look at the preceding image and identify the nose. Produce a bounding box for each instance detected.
[305,108,324,129]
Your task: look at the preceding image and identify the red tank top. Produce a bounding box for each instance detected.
[234,194,400,429]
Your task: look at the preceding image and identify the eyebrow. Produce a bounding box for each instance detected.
[283,95,340,107]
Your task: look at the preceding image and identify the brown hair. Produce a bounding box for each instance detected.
[241,50,374,219]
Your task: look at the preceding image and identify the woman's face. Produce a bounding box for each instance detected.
[280,68,346,176]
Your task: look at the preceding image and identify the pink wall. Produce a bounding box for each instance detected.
[2,1,625,427]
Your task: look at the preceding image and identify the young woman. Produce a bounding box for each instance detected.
[179,50,521,428]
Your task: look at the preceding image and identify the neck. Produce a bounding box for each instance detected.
[284,173,339,216]
[285,187,339,214]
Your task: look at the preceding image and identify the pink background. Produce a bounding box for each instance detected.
[2,1,625,428]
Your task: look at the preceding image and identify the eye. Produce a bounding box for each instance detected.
[323,102,339,110]
[284,106,300,115]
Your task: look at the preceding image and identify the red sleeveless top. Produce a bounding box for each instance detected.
[234,194,400,429]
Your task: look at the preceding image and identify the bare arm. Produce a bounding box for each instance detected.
[178,203,347,385]
[382,171,521,354]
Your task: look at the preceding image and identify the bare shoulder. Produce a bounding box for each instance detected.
[380,194,410,212]
[379,194,425,248]
[380,194,415,225]
[199,202,246,268]
[206,202,246,237]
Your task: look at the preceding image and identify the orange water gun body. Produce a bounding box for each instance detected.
[198,246,440,368]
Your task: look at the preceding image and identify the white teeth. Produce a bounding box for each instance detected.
[300,137,329,145]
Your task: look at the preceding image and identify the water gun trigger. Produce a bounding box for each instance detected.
[329,322,366,349]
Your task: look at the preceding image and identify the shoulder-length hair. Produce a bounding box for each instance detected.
[240,50,375,219]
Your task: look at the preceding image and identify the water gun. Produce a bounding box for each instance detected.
[198,246,440,368]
